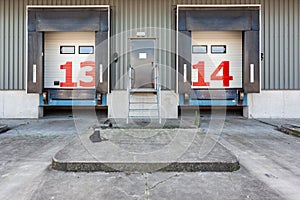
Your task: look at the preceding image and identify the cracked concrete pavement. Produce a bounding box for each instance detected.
[0,116,299,200]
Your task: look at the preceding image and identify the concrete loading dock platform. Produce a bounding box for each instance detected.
[52,120,239,173]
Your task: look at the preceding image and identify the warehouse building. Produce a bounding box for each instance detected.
[0,0,299,119]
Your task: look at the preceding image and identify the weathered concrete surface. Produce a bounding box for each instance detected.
[0,120,75,200]
[0,117,299,200]
[29,168,281,200]
[209,118,300,200]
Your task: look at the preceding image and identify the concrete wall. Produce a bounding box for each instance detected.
[247,91,300,118]
[0,91,39,118]
[160,91,178,119]
[107,90,128,119]
[108,90,178,119]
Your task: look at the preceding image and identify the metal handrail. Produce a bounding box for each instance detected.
[130,67,135,82]
[127,64,131,123]
[155,64,161,123]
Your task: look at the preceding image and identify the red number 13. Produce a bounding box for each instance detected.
[60,61,95,88]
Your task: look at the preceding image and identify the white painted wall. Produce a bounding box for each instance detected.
[247,91,300,118]
[108,90,178,119]
[107,90,128,119]
[1,90,299,119]
[160,91,178,119]
[0,91,39,118]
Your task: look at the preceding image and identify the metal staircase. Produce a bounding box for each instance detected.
[127,64,161,124]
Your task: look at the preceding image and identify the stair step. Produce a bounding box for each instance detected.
[129,109,158,112]
[128,116,160,119]
[130,95,157,99]
[130,102,157,104]
[130,88,157,93]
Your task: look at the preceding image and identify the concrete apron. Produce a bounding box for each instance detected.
[52,127,239,173]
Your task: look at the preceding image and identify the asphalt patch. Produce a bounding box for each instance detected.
[89,130,108,143]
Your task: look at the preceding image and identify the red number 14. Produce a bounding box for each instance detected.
[192,61,233,87]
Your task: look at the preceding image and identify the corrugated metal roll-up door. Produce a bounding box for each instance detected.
[44,32,95,89]
[191,31,243,89]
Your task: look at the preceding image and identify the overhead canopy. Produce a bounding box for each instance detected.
[178,9,259,31]
[28,9,108,32]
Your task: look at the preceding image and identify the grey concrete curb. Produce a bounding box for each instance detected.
[0,124,9,133]
[278,124,300,138]
[51,157,240,173]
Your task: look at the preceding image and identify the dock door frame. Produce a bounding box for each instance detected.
[176,5,261,98]
[26,5,110,105]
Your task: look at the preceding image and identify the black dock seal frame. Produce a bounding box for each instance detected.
[26,6,110,95]
[177,5,261,94]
